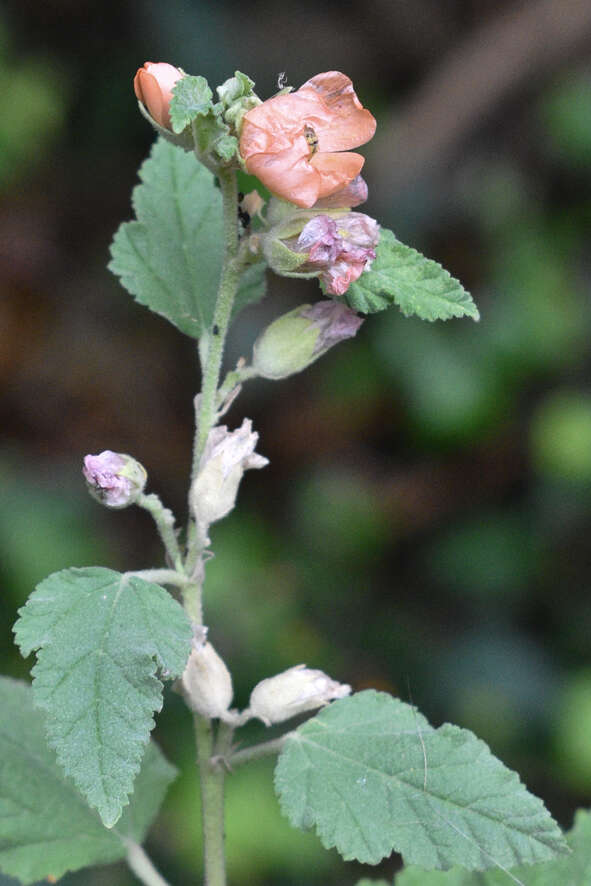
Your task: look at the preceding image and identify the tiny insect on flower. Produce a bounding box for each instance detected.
[134,62,183,130]
[239,71,376,208]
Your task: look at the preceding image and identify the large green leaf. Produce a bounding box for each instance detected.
[0,677,176,885]
[342,228,479,321]
[14,567,192,827]
[275,691,566,870]
[108,138,266,338]
[395,808,591,885]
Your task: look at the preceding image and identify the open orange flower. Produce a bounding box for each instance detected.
[239,72,376,209]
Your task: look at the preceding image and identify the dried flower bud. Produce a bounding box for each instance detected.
[252,301,363,380]
[190,419,268,527]
[82,451,147,509]
[134,62,183,130]
[249,665,351,726]
[295,213,380,295]
[181,638,233,720]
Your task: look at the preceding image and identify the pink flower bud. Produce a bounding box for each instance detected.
[295,212,380,295]
[249,665,351,726]
[82,450,147,509]
[240,72,376,208]
[134,62,183,130]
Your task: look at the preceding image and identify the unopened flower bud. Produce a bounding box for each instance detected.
[252,301,363,380]
[181,638,233,719]
[249,665,351,726]
[134,62,183,130]
[82,451,147,509]
[190,419,268,527]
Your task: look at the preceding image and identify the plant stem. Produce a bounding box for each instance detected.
[194,715,231,886]
[137,493,184,572]
[124,568,187,586]
[125,841,171,886]
[191,168,240,480]
[185,168,241,886]
[184,167,241,626]
[227,734,292,769]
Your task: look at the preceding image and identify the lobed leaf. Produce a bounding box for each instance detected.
[396,808,591,885]
[275,691,567,871]
[343,228,479,321]
[13,567,192,827]
[108,138,266,338]
[169,75,214,133]
[0,677,176,885]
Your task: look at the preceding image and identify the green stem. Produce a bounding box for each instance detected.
[183,167,241,625]
[137,493,184,572]
[191,168,240,480]
[226,734,291,769]
[194,716,233,886]
[124,569,188,588]
[125,841,171,886]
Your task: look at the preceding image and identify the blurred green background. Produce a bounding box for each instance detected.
[1,0,591,883]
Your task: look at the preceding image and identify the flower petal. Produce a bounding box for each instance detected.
[311,151,365,200]
[298,71,376,152]
[246,137,322,207]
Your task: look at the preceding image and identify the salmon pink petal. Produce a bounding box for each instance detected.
[246,138,321,208]
[298,71,376,152]
[311,152,365,200]
[313,175,368,209]
[241,93,332,152]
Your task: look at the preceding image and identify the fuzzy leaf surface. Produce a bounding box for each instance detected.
[275,691,566,870]
[0,677,176,884]
[13,567,191,827]
[108,138,266,338]
[396,808,591,885]
[169,75,214,133]
[342,228,479,321]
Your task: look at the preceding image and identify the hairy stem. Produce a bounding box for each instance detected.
[125,841,171,886]
[183,167,241,626]
[227,734,292,769]
[137,493,184,572]
[191,167,240,480]
[194,716,233,886]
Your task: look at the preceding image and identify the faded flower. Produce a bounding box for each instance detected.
[249,664,352,726]
[295,212,380,295]
[252,301,363,380]
[190,419,268,526]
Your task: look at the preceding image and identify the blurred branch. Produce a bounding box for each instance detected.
[371,0,591,195]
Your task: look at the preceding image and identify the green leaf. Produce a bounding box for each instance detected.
[396,808,591,885]
[355,880,390,886]
[169,75,213,133]
[342,228,479,321]
[13,566,191,827]
[108,138,266,339]
[275,690,566,870]
[0,677,176,884]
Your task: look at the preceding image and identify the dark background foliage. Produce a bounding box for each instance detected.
[1,1,591,883]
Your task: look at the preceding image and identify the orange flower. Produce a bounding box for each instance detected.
[133,62,183,130]
[239,72,376,209]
